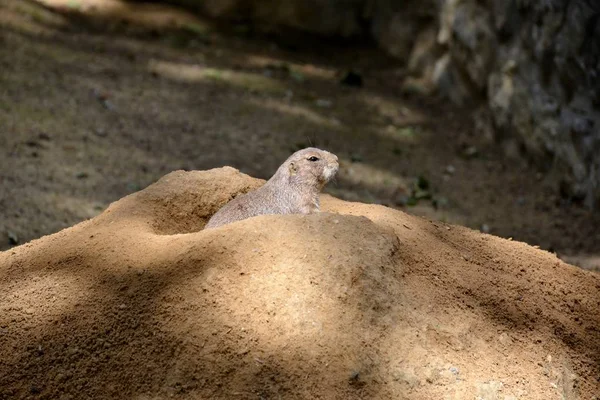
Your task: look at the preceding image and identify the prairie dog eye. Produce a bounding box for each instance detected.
[308,156,319,162]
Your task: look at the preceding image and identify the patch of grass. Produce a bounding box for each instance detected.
[386,125,420,140]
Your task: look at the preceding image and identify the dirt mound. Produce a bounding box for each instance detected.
[1,168,599,399]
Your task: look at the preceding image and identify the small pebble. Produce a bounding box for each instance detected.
[101,100,115,110]
[94,128,107,137]
[7,231,19,245]
[463,146,478,158]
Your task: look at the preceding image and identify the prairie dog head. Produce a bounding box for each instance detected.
[282,147,339,189]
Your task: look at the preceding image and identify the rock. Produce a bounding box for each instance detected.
[454,3,496,90]
[431,53,472,106]
[406,27,441,76]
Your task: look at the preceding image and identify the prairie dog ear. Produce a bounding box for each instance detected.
[288,162,298,176]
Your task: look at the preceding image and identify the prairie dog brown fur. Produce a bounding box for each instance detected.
[205,148,339,229]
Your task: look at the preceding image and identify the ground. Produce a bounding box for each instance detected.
[1,2,600,399]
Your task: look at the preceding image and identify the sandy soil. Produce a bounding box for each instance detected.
[1,167,599,399]
[1,3,600,397]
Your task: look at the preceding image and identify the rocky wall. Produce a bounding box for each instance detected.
[401,0,600,207]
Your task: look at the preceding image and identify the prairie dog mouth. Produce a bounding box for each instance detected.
[322,163,339,182]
